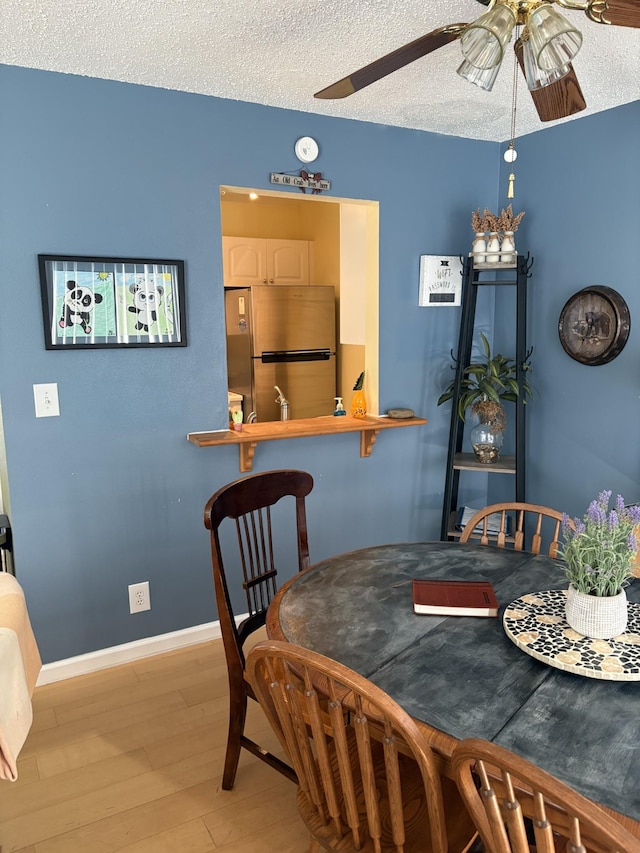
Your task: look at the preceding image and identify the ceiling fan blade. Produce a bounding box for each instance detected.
[314,24,467,99]
[586,0,640,28]
[514,40,586,122]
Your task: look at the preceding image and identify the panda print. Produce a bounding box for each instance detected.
[59,280,103,334]
[128,281,164,332]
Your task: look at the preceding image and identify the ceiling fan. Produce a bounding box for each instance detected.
[314,0,640,123]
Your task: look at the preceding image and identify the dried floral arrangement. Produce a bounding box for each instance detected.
[471,205,525,234]
[471,209,484,233]
[485,209,500,233]
[498,204,526,233]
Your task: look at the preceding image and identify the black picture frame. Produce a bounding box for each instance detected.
[38,254,187,349]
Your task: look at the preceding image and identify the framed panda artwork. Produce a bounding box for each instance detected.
[38,255,187,349]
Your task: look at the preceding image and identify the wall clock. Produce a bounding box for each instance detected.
[294,136,319,164]
[558,285,630,366]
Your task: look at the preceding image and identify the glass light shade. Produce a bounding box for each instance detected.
[460,4,517,69]
[527,4,583,71]
[457,58,502,91]
[521,34,570,89]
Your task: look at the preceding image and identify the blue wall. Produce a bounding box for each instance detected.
[2,65,637,663]
[0,65,500,663]
[495,102,640,513]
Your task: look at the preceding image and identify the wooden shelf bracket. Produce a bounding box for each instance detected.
[239,442,258,473]
[360,427,380,458]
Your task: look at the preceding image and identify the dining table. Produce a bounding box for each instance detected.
[266,541,640,836]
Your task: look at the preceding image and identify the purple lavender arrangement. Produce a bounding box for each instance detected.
[560,491,640,597]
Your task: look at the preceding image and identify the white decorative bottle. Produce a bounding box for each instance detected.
[485,232,500,263]
[500,231,516,264]
[472,232,486,263]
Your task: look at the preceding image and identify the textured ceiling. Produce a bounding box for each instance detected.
[2,0,639,141]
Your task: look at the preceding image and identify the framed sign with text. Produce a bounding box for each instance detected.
[418,255,463,307]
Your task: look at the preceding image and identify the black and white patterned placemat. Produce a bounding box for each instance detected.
[503,589,640,681]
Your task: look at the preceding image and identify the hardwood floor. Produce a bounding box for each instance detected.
[0,631,309,852]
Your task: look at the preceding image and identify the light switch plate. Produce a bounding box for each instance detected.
[34,383,60,417]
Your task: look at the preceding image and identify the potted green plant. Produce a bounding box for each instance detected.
[560,491,640,638]
[437,332,534,463]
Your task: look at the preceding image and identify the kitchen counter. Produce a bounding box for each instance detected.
[187,414,427,472]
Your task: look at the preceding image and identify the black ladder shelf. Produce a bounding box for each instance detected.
[440,254,533,541]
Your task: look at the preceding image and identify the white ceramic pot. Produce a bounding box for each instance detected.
[564,584,628,639]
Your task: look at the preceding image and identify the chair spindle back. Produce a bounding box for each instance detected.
[459,502,571,557]
[203,469,313,790]
[248,640,477,853]
[453,738,640,853]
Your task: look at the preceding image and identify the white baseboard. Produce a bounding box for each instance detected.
[36,620,229,686]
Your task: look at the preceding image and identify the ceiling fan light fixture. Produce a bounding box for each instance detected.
[456,58,502,91]
[460,4,517,69]
[526,3,583,71]
[521,33,571,89]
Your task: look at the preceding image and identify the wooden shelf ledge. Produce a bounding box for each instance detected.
[453,452,516,474]
[187,415,427,472]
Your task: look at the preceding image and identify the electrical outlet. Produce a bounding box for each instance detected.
[128,581,151,614]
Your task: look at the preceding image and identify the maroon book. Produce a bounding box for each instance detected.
[412,579,499,617]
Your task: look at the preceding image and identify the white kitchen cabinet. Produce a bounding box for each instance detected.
[222,237,310,286]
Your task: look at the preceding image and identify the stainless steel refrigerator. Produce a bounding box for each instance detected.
[225,285,336,422]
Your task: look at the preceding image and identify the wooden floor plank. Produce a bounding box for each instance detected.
[32,665,139,711]
[21,691,188,756]
[53,663,223,726]
[116,817,217,852]
[34,696,227,779]
[203,778,302,846]
[27,780,219,853]
[5,756,39,786]
[26,707,57,735]
[1,747,217,848]
[212,818,309,853]
[0,748,151,821]
[0,640,305,853]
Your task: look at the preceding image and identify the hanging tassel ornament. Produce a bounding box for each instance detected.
[503,40,519,199]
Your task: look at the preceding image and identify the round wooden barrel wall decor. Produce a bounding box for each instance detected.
[558,285,630,365]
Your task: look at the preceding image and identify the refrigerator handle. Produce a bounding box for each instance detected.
[261,349,331,363]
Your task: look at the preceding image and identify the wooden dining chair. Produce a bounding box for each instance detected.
[247,639,478,853]
[452,738,640,853]
[203,469,313,790]
[458,502,569,557]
